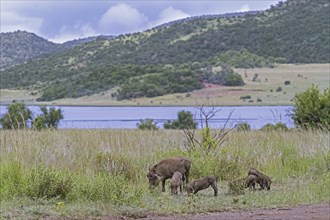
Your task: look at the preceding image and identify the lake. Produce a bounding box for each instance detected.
[0,105,294,129]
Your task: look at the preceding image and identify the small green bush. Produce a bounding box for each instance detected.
[276,86,283,92]
[284,80,291,85]
[32,106,63,130]
[239,95,251,100]
[27,165,73,199]
[235,122,251,131]
[164,110,197,129]
[291,85,330,130]
[261,122,289,131]
[137,119,158,130]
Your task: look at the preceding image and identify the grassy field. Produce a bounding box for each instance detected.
[0,129,329,219]
[1,64,329,106]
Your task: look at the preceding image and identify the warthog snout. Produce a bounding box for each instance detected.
[147,173,161,188]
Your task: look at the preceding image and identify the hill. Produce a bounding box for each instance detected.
[0,31,114,70]
[1,0,329,102]
[60,35,114,50]
[0,31,60,70]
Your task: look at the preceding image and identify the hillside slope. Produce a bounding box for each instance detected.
[0,31,114,70]
[1,0,329,102]
[0,31,60,70]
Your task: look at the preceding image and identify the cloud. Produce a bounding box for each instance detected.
[98,3,148,34]
[149,6,190,27]
[0,11,43,34]
[238,4,250,12]
[49,23,97,43]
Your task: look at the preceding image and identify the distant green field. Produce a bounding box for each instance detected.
[1,64,329,106]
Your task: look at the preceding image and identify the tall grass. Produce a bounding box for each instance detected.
[0,129,329,218]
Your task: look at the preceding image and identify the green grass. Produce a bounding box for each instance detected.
[0,129,329,219]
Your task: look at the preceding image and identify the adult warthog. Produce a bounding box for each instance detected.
[147,157,191,192]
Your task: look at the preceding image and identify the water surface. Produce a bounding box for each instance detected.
[0,105,294,129]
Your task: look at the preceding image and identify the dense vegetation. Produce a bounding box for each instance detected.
[0,31,60,70]
[0,31,113,70]
[0,129,329,218]
[291,85,330,130]
[1,0,329,101]
[33,64,243,101]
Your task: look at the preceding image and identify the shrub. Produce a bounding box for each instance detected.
[261,122,289,131]
[32,106,63,130]
[291,85,330,130]
[235,122,251,131]
[164,110,197,129]
[0,102,32,129]
[189,150,241,181]
[137,119,158,130]
[220,66,245,86]
[205,65,245,86]
[284,80,291,85]
[27,165,73,199]
[240,95,251,100]
[276,86,283,92]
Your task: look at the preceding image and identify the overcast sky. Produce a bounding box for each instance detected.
[1,0,281,43]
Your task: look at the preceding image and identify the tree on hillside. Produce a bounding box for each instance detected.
[0,102,32,129]
[204,65,245,86]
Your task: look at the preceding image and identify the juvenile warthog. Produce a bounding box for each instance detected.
[187,175,218,196]
[147,157,191,192]
[245,174,257,190]
[170,171,183,195]
[248,168,272,190]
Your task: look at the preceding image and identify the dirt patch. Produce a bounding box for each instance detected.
[132,203,330,220]
[194,84,264,98]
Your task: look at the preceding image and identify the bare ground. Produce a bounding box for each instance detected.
[138,204,330,220]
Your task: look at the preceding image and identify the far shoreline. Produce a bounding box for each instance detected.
[0,103,294,107]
